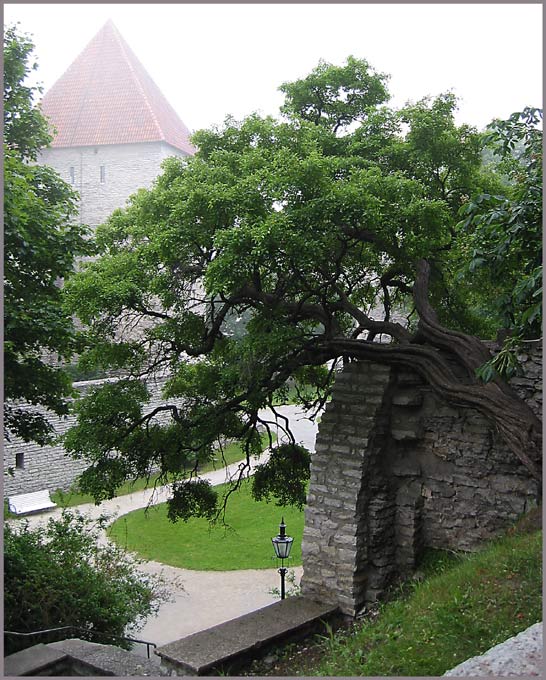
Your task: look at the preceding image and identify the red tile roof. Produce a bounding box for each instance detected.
[40,20,195,154]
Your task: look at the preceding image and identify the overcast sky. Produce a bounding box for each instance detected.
[4,3,543,134]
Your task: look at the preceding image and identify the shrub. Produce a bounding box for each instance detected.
[4,510,166,654]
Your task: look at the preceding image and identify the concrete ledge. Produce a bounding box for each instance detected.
[4,643,70,676]
[444,622,543,676]
[156,596,339,675]
[4,638,165,676]
[49,639,163,676]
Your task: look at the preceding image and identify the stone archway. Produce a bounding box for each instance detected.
[300,344,541,616]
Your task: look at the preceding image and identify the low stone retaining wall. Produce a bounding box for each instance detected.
[444,621,543,676]
[155,597,339,675]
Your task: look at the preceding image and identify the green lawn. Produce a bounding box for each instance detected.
[312,527,542,677]
[107,478,304,570]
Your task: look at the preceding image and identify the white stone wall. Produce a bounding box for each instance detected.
[3,405,89,498]
[38,141,189,229]
[3,376,179,497]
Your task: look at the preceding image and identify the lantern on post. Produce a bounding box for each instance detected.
[271,517,293,599]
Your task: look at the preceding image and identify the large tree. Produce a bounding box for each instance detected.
[4,26,92,444]
[63,57,542,518]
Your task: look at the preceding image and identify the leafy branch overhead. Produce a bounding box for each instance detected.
[61,56,542,518]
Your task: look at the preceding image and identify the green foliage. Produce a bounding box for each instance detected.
[3,24,51,159]
[47,436,274,509]
[252,444,311,510]
[4,25,93,444]
[168,478,218,522]
[269,568,301,599]
[63,55,539,515]
[107,479,304,570]
[313,529,542,676]
[279,55,390,132]
[4,511,163,654]
[475,335,523,383]
[457,108,542,350]
[396,93,483,214]
[63,379,157,501]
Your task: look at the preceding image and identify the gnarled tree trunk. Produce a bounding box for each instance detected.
[319,259,542,483]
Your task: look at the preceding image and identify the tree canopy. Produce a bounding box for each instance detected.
[63,57,542,519]
[4,25,93,445]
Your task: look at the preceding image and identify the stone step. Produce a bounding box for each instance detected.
[155,597,339,675]
[4,638,164,676]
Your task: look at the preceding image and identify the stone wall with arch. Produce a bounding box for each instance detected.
[300,340,541,616]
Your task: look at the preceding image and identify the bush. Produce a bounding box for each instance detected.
[4,511,166,654]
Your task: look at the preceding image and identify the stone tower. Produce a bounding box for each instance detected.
[3,22,196,498]
[38,19,195,229]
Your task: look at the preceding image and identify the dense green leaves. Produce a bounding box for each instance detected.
[168,478,219,523]
[280,56,390,133]
[3,25,51,160]
[4,25,93,443]
[457,108,542,378]
[252,444,311,510]
[4,511,163,654]
[396,93,483,213]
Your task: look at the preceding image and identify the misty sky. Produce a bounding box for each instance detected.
[4,3,543,134]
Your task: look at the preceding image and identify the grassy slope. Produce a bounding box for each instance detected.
[313,528,542,677]
[107,478,304,570]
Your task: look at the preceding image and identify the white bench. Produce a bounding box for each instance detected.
[8,490,57,515]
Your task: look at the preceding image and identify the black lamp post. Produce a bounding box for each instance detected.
[271,517,293,599]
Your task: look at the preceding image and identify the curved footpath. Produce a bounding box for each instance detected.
[8,406,314,655]
[9,450,304,654]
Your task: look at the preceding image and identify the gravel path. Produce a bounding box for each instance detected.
[137,560,303,649]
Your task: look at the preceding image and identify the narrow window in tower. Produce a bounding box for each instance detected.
[100,165,106,183]
[69,167,75,184]
[15,452,25,469]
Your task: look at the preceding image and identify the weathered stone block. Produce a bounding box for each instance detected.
[323,497,343,509]
[396,371,425,386]
[333,534,358,547]
[301,540,320,556]
[391,457,421,477]
[451,473,489,488]
[324,444,353,456]
[391,390,424,407]
[336,548,357,563]
[391,427,423,441]
[490,474,536,494]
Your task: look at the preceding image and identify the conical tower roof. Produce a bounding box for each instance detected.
[40,19,195,154]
